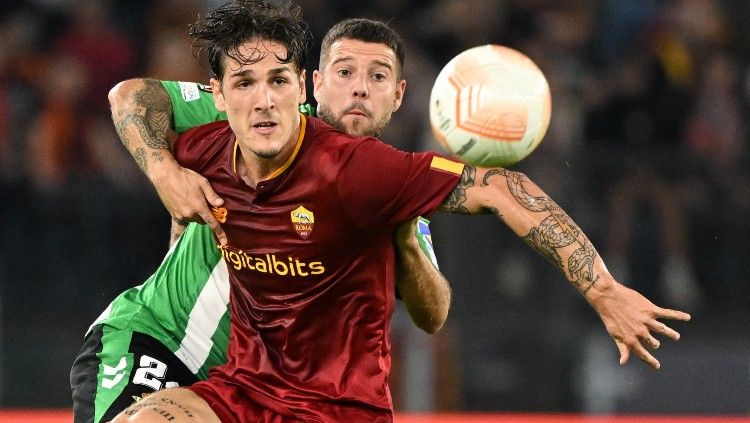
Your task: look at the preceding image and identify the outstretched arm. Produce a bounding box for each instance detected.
[441,166,691,369]
[394,217,451,334]
[108,79,227,245]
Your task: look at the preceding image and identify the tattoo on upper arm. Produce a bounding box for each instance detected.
[113,79,173,175]
[440,165,476,214]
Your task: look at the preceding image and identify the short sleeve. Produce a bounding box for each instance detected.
[162,81,227,134]
[336,138,463,231]
[173,121,232,172]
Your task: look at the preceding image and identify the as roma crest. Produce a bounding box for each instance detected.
[290,205,314,239]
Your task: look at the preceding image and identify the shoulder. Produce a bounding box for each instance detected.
[174,121,233,163]
[303,115,368,151]
[177,120,232,149]
[180,120,231,139]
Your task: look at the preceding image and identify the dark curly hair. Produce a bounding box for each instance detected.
[189,0,312,80]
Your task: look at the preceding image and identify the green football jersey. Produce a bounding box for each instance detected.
[90,82,231,378]
[90,80,440,380]
[90,223,229,379]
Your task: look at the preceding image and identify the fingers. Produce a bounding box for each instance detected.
[200,211,227,246]
[616,341,629,366]
[647,320,681,341]
[200,179,224,208]
[635,345,660,369]
[196,176,227,245]
[615,334,662,369]
[618,337,660,369]
[656,307,692,322]
[213,225,228,247]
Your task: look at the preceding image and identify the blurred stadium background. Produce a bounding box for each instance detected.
[0,0,748,419]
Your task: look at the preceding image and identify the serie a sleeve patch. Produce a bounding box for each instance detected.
[429,156,464,175]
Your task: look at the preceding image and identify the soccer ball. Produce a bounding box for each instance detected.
[429,45,551,167]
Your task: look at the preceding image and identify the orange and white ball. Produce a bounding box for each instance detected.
[429,45,552,167]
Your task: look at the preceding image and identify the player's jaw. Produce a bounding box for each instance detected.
[246,117,283,158]
[318,102,390,137]
[239,111,300,160]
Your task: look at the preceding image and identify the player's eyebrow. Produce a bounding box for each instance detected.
[330,56,394,71]
[229,66,292,79]
[268,66,293,76]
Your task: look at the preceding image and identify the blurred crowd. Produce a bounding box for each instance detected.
[1,0,748,414]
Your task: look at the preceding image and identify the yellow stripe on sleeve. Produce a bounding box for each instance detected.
[430,156,465,175]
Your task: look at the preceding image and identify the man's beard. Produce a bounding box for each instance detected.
[318,103,391,138]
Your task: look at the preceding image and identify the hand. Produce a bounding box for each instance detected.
[586,276,691,369]
[151,160,227,246]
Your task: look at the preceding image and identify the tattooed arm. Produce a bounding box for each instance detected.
[441,166,691,369]
[108,79,227,245]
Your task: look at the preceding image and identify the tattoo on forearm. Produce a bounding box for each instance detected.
[523,227,563,270]
[152,150,165,162]
[484,169,548,212]
[569,240,599,293]
[486,167,602,292]
[134,147,148,174]
[441,165,476,213]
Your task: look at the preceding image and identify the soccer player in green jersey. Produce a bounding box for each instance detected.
[70,20,450,423]
[107,0,691,419]
[92,2,689,420]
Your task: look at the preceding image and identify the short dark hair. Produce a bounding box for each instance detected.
[319,18,405,78]
[189,0,312,80]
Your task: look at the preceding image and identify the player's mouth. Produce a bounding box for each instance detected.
[252,121,278,135]
[347,109,368,117]
[342,103,372,119]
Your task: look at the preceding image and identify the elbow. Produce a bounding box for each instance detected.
[419,317,445,335]
[108,79,142,114]
[412,301,450,335]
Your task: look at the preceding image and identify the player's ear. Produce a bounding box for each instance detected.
[392,79,406,112]
[312,69,322,102]
[298,69,307,104]
[210,78,226,112]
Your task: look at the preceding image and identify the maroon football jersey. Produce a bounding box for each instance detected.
[174,115,463,421]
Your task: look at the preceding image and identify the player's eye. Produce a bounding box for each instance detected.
[236,80,252,88]
[272,77,288,86]
[372,73,387,81]
[337,69,351,77]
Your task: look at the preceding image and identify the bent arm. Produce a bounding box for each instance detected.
[108,78,227,245]
[109,78,178,176]
[394,218,451,334]
[440,166,691,369]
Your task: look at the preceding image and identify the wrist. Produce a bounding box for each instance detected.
[148,154,181,183]
[582,272,616,307]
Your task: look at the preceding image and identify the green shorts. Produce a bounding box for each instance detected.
[70,324,199,423]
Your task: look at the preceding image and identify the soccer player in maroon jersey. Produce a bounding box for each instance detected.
[110,1,690,422]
